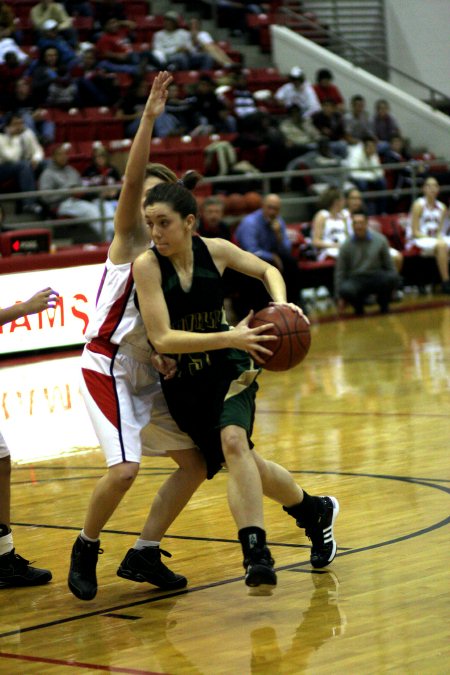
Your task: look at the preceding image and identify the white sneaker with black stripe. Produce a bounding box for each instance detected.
[305,496,339,568]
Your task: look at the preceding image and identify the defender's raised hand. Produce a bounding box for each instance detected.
[143,71,173,120]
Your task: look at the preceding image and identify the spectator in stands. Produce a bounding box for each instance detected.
[274,67,321,118]
[371,99,401,155]
[217,1,265,37]
[406,177,450,293]
[187,18,233,69]
[152,11,213,72]
[197,196,231,240]
[219,70,259,122]
[0,2,17,41]
[95,17,148,78]
[235,193,302,314]
[36,19,78,66]
[82,144,121,240]
[63,0,93,17]
[189,75,237,134]
[313,68,345,112]
[312,99,347,158]
[343,95,373,145]
[0,50,30,100]
[118,79,197,139]
[381,134,428,209]
[284,137,342,193]
[346,136,387,215]
[343,186,403,273]
[31,0,77,48]
[0,38,29,68]
[0,111,44,215]
[311,187,348,261]
[91,0,131,30]
[38,144,105,242]
[70,43,120,107]
[335,206,401,315]
[11,77,56,146]
[279,104,321,155]
[30,46,61,106]
[46,64,78,108]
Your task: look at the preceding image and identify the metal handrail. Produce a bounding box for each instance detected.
[278,6,450,108]
[2,159,448,231]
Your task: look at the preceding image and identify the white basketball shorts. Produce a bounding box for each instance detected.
[80,342,195,467]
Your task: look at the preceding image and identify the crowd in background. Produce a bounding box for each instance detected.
[0,0,449,303]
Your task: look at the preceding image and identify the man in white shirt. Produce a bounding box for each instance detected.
[152,12,213,71]
[0,112,44,215]
[275,67,321,118]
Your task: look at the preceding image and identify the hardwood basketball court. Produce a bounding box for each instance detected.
[0,305,449,673]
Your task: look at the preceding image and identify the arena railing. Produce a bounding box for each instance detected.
[1,160,449,240]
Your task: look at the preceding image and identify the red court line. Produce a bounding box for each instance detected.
[0,651,167,674]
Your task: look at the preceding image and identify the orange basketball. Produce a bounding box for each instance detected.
[225,193,247,215]
[249,305,311,372]
[244,191,263,212]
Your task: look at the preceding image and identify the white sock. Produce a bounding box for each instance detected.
[80,529,99,543]
[0,532,14,556]
[133,539,160,550]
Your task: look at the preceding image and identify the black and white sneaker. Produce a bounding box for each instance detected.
[0,549,52,588]
[244,546,277,596]
[68,535,103,601]
[117,547,187,590]
[305,496,339,569]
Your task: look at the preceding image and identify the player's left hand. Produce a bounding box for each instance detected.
[269,301,310,324]
[151,352,178,379]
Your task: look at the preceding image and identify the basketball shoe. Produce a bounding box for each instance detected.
[117,547,187,590]
[304,496,339,568]
[0,549,52,587]
[68,535,103,600]
[244,546,277,596]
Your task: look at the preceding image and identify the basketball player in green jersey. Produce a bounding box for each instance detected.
[133,179,340,594]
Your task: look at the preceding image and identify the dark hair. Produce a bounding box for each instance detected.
[362,135,377,145]
[316,68,333,82]
[352,206,368,219]
[202,196,224,209]
[351,94,365,104]
[317,187,342,210]
[345,186,362,200]
[144,171,202,216]
[145,163,178,184]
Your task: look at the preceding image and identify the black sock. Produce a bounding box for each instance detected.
[283,491,322,527]
[0,524,11,538]
[238,526,267,561]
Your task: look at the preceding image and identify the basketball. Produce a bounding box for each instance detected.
[225,193,247,215]
[249,305,311,372]
[244,191,263,212]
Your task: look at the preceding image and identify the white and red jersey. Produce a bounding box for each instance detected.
[319,209,348,244]
[85,256,152,362]
[408,197,446,239]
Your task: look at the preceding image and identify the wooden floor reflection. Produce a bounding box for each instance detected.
[1,306,449,674]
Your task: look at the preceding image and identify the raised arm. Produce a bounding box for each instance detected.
[111,72,172,254]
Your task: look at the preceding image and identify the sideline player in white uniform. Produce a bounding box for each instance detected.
[0,288,59,587]
[312,188,348,260]
[68,72,207,601]
[407,177,450,292]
